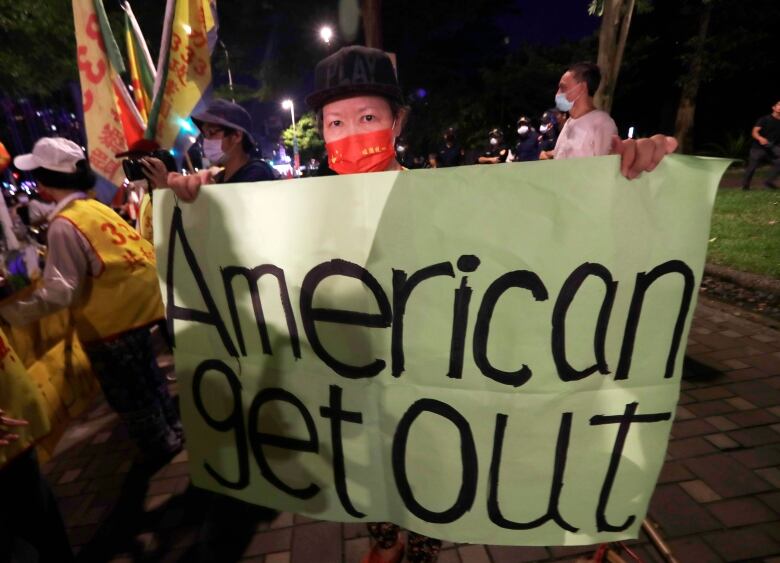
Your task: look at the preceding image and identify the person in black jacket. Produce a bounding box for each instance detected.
[437,127,464,167]
[510,116,540,162]
[538,110,559,153]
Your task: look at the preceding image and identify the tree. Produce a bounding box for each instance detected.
[673,0,713,154]
[362,0,383,49]
[589,0,652,112]
[281,112,324,163]
[0,0,78,97]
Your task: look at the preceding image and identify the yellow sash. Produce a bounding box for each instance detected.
[57,199,164,342]
[0,328,49,469]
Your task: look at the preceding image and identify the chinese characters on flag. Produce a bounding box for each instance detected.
[72,0,129,188]
[148,0,215,150]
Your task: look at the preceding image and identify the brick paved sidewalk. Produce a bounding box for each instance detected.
[40,297,780,563]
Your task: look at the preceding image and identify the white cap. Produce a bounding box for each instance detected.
[14,137,86,173]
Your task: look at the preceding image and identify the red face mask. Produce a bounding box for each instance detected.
[325,128,397,175]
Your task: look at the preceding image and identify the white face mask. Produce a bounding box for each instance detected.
[540,124,550,133]
[203,138,226,165]
[517,125,529,135]
[490,137,499,146]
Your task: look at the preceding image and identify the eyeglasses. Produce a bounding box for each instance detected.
[201,125,226,139]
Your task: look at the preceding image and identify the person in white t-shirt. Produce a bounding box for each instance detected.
[541,62,618,160]
[541,61,675,178]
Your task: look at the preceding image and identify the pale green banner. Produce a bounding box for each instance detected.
[154,155,729,546]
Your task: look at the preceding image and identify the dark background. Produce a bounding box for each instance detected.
[0,0,777,159]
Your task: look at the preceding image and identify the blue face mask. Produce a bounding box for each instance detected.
[555,82,583,113]
[555,92,574,112]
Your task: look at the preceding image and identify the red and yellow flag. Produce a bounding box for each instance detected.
[72,0,145,200]
[73,0,128,195]
[146,0,217,151]
[123,2,156,122]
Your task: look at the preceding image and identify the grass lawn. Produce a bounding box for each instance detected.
[708,168,780,278]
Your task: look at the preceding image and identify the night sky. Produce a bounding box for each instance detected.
[4,0,769,156]
[497,0,599,46]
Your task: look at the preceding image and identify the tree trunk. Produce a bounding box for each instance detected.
[361,0,383,49]
[595,0,636,113]
[674,2,712,154]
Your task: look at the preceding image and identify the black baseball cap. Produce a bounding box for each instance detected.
[305,46,404,111]
[192,99,255,144]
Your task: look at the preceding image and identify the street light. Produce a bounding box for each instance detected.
[282,99,299,176]
[319,26,333,44]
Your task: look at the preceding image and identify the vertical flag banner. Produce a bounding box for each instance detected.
[146,0,217,155]
[72,0,128,201]
[93,0,145,146]
[72,0,145,201]
[123,1,156,123]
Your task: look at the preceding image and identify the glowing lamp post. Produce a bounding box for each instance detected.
[282,99,299,176]
[319,26,333,45]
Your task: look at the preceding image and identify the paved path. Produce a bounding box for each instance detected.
[41,297,780,562]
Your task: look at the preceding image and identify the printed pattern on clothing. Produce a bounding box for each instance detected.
[83,325,182,455]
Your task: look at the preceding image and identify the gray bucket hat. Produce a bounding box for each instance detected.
[192,99,255,144]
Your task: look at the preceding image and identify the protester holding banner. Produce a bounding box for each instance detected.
[540,61,617,160]
[0,137,183,463]
[540,61,676,178]
[0,330,74,563]
[303,44,444,563]
[301,43,684,562]
[193,99,276,183]
[161,99,276,201]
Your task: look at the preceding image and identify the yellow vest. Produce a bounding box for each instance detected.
[0,328,50,469]
[138,192,154,243]
[57,199,164,342]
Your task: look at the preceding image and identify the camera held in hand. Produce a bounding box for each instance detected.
[122,149,177,182]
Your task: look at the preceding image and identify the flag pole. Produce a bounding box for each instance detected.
[120,1,157,80]
[219,40,235,103]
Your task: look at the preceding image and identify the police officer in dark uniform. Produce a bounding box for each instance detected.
[438,127,464,167]
[538,110,559,153]
[477,128,509,164]
[510,116,539,162]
